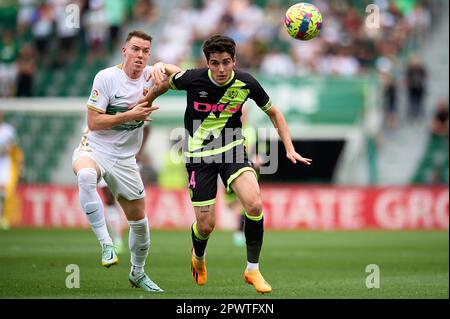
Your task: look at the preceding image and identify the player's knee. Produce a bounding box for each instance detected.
[197,221,215,237]
[77,168,98,191]
[244,199,263,216]
[125,208,147,221]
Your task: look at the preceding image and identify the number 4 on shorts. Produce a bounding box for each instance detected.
[189,171,196,188]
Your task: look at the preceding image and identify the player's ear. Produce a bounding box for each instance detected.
[121,46,126,57]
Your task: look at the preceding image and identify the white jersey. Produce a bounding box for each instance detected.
[82,64,154,159]
[0,122,16,157]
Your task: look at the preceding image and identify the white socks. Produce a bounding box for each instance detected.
[128,216,150,276]
[78,168,151,277]
[77,168,112,246]
[246,262,259,272]
[106,204,123,245]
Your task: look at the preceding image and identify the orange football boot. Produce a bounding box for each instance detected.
[244,269,272,293]
[191,249,207,285]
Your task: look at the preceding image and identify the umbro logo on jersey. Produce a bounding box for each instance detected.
[199,91,208,98]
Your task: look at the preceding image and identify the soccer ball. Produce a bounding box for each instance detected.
[284,2,322,41]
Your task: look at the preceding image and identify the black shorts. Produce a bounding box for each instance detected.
[186,160,256,207]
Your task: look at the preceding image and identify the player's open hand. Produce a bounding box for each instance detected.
[286,150,312,165]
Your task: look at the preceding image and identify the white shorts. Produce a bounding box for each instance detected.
[72,145,145,200]
[0,156,11,187]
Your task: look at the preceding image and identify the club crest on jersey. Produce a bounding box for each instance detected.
[226,89,239,99]
[199,91,208,98]
[194,101,241,113]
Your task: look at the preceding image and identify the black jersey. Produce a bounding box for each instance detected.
[169,68,272,159]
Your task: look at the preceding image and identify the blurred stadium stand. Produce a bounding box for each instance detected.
[376,1,449,184]
[2,100,83,183]
[0,0,448,186]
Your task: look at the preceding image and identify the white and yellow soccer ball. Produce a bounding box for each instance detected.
[284,2,323,41]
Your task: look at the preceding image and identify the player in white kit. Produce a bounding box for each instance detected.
[72,30,168,292]
[99,124,150,254]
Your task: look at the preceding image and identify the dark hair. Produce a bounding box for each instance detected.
[202,35,236,61]
[125,30,152,43]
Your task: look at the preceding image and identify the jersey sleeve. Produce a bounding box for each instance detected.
[248,74,272,113]
[86,71,110,113]
[168,69,196,91]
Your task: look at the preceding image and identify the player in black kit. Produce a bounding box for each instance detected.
[149,35,312,294]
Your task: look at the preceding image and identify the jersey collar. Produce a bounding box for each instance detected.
[208,69,235,87]
[117,63,141,82]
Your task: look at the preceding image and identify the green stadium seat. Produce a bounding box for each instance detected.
[34,70,53,97]
[36,169,50,183]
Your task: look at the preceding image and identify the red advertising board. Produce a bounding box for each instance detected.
[14,185,449,230]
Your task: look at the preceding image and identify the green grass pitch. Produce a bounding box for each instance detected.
[0,229,448,299]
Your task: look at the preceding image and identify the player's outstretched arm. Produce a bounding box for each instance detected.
[88,102,159,131]
[140,62,183,106]
[141,76,170,106]
[265,105,312,165]
[145,62,182,84]
[152,62,182,77]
